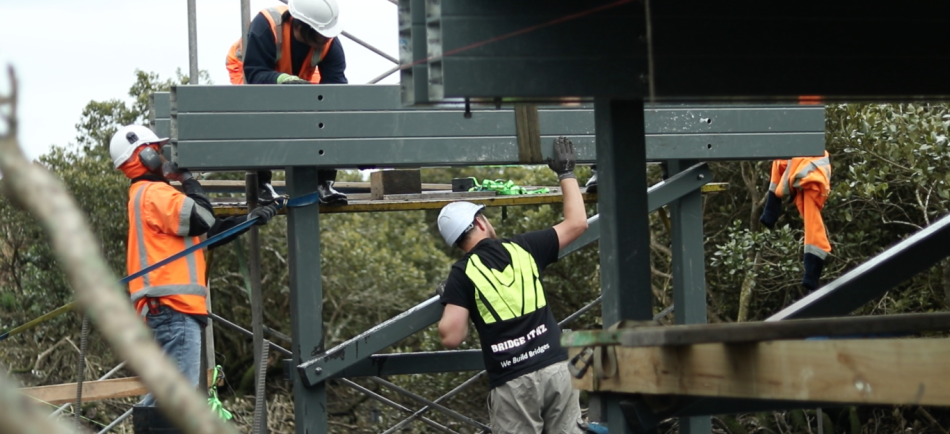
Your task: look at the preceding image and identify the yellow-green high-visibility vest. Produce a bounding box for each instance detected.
[464,242,546,324]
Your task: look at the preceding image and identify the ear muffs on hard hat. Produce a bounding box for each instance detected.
[288,0,344,38]
[138,146,163,172]
[437,202,485,246]
[110,124,169,169]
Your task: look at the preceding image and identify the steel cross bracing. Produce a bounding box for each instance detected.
[157,85,824,170]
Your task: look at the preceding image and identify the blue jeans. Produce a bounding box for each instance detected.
[140,305,203,407]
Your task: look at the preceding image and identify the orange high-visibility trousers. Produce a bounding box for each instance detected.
[795,188,831,259]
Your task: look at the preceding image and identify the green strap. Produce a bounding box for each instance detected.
[468,178,549,196]
[207,365,233,421]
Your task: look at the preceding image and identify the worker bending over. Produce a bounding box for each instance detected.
[226,0,348,205]
[110,125,278,432]
[437,137,588,434]
[759,151,832,290]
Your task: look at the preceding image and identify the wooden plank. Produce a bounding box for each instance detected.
[562,312,950,348]
[515,104,542,163]
[209,183,728,216]
[371,170,422,199]
[20,370,215,405]
[570,338,950,406]
[383,191,497,201]
[21,377,145,405]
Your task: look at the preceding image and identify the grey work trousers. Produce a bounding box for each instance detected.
[488,362,585,434]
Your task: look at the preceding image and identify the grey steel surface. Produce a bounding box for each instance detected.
[596,99,651,434]
[176,135,821,170]
[153,120,170,139]
[297,297,443,386]
[426,1,644,99]
[423,1,950,100]
[286,167,327,434]
[769,211,950,321]
[152,92,171,118]
[175,110,595,140]
[667,160,710,434]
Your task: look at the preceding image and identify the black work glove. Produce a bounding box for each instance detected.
[436,279,447,303]
[547,136,576,181]
[247,204,279,225]
[161,161,194,183]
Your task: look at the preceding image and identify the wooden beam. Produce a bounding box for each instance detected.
[20,370,216,405]
[562,312,950,348]
[570,338,950,406]
[21,377,146,405]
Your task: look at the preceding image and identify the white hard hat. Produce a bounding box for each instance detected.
[109,125,168,169]
[288,0,344,38]
[437,202,485,246]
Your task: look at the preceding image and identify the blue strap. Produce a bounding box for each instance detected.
[121,192,320,285]
[0,191,322,342]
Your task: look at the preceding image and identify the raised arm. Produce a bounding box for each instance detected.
[548,137,588,250]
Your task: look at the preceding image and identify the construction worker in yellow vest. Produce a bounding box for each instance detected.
[760,151,832,290]
[436,137,589,433]
[226,0,349,206]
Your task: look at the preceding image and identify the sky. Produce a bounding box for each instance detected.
[0,0,399,160]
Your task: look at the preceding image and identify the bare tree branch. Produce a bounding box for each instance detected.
[0,65,236,434]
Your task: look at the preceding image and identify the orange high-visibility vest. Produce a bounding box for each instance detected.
[226,6,334,84]
[126,181,209,317]
[769,151,832,205]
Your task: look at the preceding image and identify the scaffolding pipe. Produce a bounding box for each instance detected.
[339,379,458,434]
[187,0,199,84]
[96,408,133,434]
[368,64,400,84]
[341,31,398,64]
[370,377,491,432]
[241,0,251,54]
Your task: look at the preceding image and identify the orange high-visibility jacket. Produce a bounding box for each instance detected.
[126,181,209,317]
[769,151,832,205]
[226,6,334,85]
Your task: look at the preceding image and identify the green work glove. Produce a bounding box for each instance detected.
[547,136,576,180]
[276,73,310,84]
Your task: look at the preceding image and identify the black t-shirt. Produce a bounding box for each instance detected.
[442,228,566,388]
[243,11,348,84]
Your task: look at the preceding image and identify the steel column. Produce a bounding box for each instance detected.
[286,167,326,434]
[667,159,710,433]
[596,99,651,434]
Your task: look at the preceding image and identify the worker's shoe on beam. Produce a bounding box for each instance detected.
[585,166,598,193]
[257,170,279,205]
[317,169,347,205]
[802,252,826,290]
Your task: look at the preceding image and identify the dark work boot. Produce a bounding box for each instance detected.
[802,252,826,291]
[257,170,278,205]
[132,406,183,434]
[317,169,347,205]
[585,166,598,193]
[759,191,783,229]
